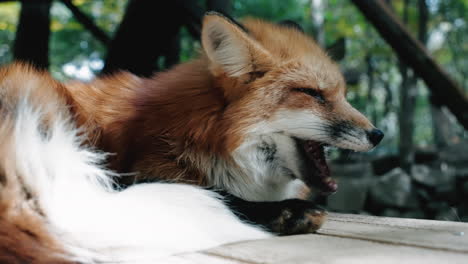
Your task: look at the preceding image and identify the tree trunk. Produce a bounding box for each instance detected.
[311,0,326,47]
[351,0,468,130]
[398,67,417,170]
[420,0,454,149]
[14,0,51,69]
[102,0,206,76]
[365,54,378,125]
[397,0,417,171]
[102,1,181,76]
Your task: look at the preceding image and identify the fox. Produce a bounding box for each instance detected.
[65,13,383,200]
[0,12,383,263]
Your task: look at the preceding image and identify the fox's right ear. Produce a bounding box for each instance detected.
[201,12,272,78]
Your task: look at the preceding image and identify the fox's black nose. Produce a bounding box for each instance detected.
[367,129,384,146]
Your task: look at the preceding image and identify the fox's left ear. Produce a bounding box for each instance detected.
[201,12,272,78]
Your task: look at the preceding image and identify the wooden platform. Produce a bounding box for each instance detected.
[168,213,468,263]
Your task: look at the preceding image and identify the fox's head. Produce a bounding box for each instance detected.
[199,13,383,200]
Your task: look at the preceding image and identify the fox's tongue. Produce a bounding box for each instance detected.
[301,140,337,195]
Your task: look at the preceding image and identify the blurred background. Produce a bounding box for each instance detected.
[0,0,467,221]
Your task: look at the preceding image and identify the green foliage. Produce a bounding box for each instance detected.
[233,0,309,22]
[431,0,468,90]
[49,0,127,80]
[0,2,20,65]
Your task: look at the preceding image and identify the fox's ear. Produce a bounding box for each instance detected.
[201,12,272,78]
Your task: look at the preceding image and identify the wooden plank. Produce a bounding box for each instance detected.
[162,252,245,264]
[202,234,468,264]
[323,213,468,253]
[186,214,468,264]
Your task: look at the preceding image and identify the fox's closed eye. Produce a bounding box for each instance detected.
[293,88,325,102]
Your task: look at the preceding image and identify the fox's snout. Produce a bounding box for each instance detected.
[329,123,384,152]
[326,102,384,151]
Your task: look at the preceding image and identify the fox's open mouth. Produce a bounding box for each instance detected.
[296,139,337,195]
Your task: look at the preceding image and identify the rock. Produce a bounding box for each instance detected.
[411,164,456,188]
[359,211,373,216]
[463,181,468,195]
[457,204,468,220]
[427,201,449,212]
[454,163,468,178]
[369,168,412,208]
[327,177,372,212]
[411,165,434,186]
[431,163,457,201]
[327,162,374,212]
[329,162,373,178]
[411,164,456,203]
[434,184,458,203]
[414,148,438,163]
[435,207,461,222]
[404,190,420,209]
[402,210,426,219]
[371,155,400,176]
[416,188,431,201]
[382,209,401,218]
[439,141,468,165]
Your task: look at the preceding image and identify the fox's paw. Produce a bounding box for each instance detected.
[271,199,327,235]
[218,190,327,236]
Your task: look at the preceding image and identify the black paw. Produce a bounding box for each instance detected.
[269,199,327,235]
[218,190,327,235]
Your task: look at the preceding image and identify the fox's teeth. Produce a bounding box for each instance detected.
[298,138,337,195]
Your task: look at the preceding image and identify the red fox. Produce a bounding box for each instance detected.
[66,13,383,200]
[0,12,382,263]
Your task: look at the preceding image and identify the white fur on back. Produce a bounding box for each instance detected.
[6,96,269,263]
